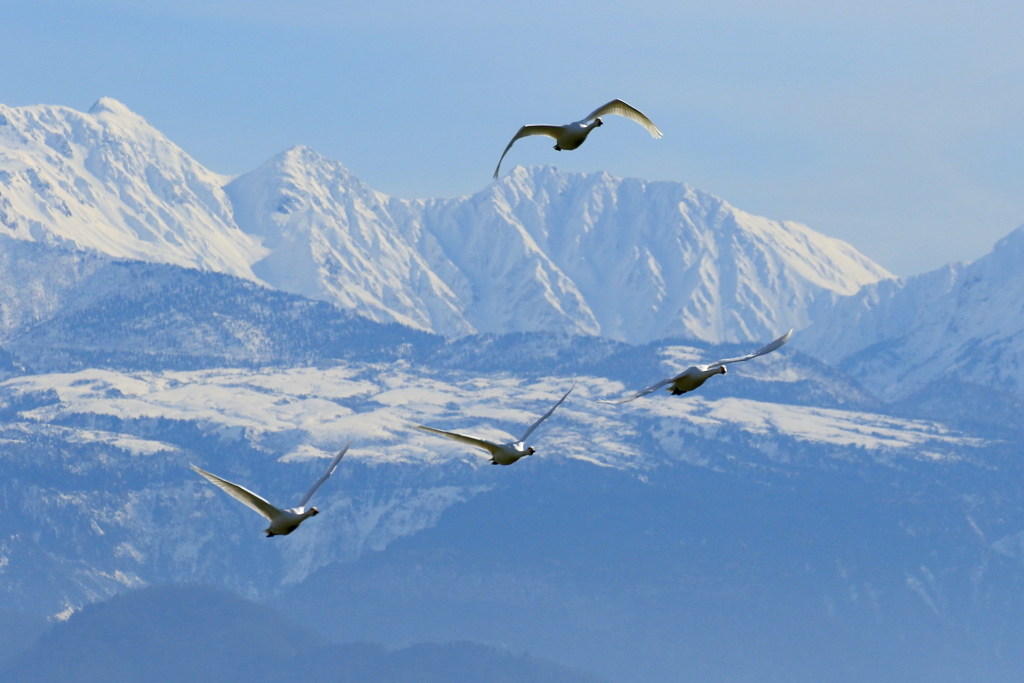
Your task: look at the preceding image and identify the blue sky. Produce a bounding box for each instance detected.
[1,0,1022,275]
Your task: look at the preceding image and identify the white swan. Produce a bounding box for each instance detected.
[493,99,662,178]
[417,383,574,465]
[191,444,349,537]
[600,331,793,404]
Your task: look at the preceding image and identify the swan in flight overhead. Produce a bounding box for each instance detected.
[417,383,575,465]
[600,331,793,404]
[493,99,662,178]
[191,444,349,537]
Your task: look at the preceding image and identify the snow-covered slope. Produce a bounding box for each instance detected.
[400,166,891,342]
[0,356,989,616]
[800,225,1024,400]
[1,99,893,344]
[0,235,110,339]
[0,98,264,278]
[229,158,892,341]
[224,147,472,334]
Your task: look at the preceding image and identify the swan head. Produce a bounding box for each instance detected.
[526,447,536,456]
[719,366,727,375]
[308,507,320,516]
[592,117,604,128]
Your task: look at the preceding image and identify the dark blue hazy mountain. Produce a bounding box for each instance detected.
[1,585,607,683]
[274,451,1024,683]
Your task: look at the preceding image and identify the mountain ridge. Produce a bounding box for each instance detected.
[0,98,265,278]
[798,224,1024,399]
[1,584,609,683]
[1,98,893,344]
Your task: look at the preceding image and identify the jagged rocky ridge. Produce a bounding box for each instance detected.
[0,98,264,277]
[1,99,891,343]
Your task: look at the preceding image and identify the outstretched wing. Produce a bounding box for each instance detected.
[584,99,662,139]
[416,425,501,456]
[493,125,564,178]
[191,465,281,521]
[709,330,793,368]
[519,382,575,443]
[597,375,678,405]
[297,443,349,510]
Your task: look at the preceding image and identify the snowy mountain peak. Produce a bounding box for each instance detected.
[990,224,1024,262]
[438,165,892,342]
[279,143,349,170]
[800,222,1024,400]
[0,99,265,278]
[253,144,370,216]
[225,145,473,334]
[2,98,895,344]
[88,96,139,118]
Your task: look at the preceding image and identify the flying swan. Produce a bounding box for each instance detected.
[416,383,575,465]
[190,444,349,537]
[493,99,662,178]
[600,331,793,404]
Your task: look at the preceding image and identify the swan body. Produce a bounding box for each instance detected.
[417,383,574,465]
[601,331,793,404]
[191,444,349,537]
[493,99,662,178]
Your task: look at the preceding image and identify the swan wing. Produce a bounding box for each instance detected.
[191,465,282,521]
[416,425,501,456]
[597,375,677,405]
[584,99,662,139]
[519,382,575,443]
[493,125,565,178]
[709,330,793,368]
[296,443,349,510]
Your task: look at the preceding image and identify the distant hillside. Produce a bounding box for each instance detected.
[0,585,608,683]
[0,235,439,372]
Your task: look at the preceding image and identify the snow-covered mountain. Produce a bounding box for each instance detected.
[1,99,892,344]
[10,97,1024,683]
[0,341,994,615]
[223,147,473,335]
[226,151,893,341]
[398,166,891,342]
[0,99,265,278]
[799,225,1024,400]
